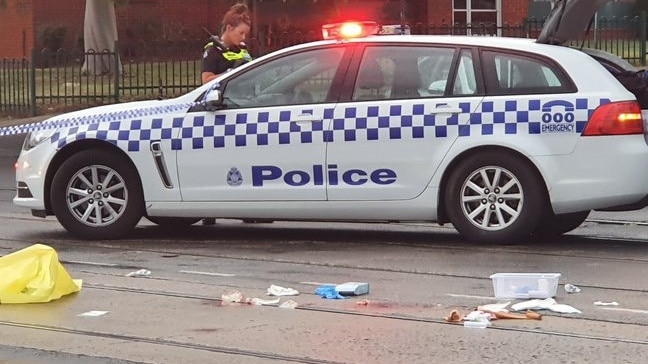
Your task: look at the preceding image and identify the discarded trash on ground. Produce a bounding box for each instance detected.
[266,284,299,296]
[511,298,581,314]
[594,301,619,306]
[356,299,370,306]
[478,302,511,313]
[445,306,541,326]
[248,297,280,306]
[221,290,285,306]
[125,269,151,277]
[463,310,493,328]
[564,283,581,293]
[488,310,542,320]
[335,282,369,296]
[279,300,299,309]
[315,285,347,299]
[0,243,82,304]
[463,320,490,328]
[490,273,561,299]
[314,282,369,299]
[78,310,109,317]
[445,309,463,323]
[221,290,246,304]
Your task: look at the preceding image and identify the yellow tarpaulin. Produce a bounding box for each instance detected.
[0,244,82,304]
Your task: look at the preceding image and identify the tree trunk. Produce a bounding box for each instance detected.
[82,0,122,75]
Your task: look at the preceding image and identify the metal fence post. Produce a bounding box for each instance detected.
[113,41,120,103]
[641,11,647,66]
[29,48,36,116]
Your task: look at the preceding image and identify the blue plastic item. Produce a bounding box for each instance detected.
[314,285,346,299]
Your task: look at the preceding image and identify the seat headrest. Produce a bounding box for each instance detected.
[356,59,385,89]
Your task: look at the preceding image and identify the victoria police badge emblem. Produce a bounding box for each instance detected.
[227,167,243,186]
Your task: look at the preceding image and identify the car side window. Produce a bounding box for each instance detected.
[482,50,572,95]
[352,45,456,101]
[222,47,346,108]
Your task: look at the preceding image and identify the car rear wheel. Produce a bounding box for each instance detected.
[445,152,546,243]
[146,216,201,227]
[51,149,144,240]
[533,210,590,238]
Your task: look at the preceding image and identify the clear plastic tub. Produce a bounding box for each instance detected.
[489,273,561,299]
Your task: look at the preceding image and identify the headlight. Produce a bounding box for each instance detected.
[22,129,57,151]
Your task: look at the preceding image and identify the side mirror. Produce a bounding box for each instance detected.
[203,84,223,111]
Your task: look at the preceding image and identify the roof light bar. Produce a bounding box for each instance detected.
[322,21,380,40]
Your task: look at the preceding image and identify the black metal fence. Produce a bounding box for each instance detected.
[0,58,31,116]
[1,15,646,117]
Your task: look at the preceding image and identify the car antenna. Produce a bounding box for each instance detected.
[202,27,227,49]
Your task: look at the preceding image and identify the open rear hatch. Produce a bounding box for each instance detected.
[536,0,611,45]
[537,0,648,110]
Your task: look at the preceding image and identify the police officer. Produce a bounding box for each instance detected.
[201,3,252,84]
[201,3,265,225]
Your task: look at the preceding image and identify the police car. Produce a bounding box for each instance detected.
[12,0,648,242]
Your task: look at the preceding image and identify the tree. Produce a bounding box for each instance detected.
[82,0,122,75]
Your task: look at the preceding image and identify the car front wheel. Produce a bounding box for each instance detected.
[50,149,144,240]
[445,152,547,243]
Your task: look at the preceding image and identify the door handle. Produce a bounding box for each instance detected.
[293,113,321,124]
[429,107,462,114]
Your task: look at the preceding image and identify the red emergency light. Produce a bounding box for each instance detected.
[321,21,380,40]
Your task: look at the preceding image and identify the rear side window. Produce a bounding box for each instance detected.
[352,45,456,101]
[481,50,575,95]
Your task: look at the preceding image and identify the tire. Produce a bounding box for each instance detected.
[533,210,590,238]
[444,152,547,243]
[146,216,201,227]
[50,149,144,240]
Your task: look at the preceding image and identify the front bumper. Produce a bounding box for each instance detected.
[13,138,56,211]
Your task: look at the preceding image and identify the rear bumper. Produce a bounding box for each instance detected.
[597,194,648,212]
[536,134,648,214]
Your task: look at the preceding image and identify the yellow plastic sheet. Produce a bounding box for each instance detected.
[0,244,82,304]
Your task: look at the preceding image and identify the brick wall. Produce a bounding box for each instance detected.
[1,0,535,59]
[116,0,226,43]
[501,0,529,25]
[0,0,228,58]
[0,0,35,58]
[426,0,453,25]
[33,0,85,51]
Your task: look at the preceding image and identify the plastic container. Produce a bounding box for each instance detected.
[463,321,490,329]
[489,273,561,299]
[335,282,369,296]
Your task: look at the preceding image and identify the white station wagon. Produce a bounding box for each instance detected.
[12,0,648,242]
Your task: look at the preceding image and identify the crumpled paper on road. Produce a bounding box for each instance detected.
[266,284,299,296]
[511,298,581,314]
[221,290,281,306]
[0,244,82,304]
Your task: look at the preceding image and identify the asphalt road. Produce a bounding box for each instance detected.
[2,132,648,363]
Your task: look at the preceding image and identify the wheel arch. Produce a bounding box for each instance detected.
[437,145,551,224]
[44,140,144,214]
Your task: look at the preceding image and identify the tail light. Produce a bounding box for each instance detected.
[582,101,643,136]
